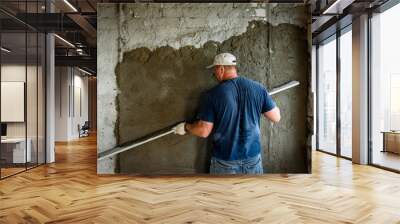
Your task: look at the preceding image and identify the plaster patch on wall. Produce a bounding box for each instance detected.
[115,21,309,174]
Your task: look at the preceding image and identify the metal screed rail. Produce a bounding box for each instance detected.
[97,80,300,161]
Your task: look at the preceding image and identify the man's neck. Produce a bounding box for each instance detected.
[222,73,238,81]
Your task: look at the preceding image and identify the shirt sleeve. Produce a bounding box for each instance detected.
[261,88,276,113]
[196,93,215,123]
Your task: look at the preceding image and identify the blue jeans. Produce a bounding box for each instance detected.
[210,154,263,175]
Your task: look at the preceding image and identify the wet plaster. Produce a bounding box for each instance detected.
[115,21,310,174]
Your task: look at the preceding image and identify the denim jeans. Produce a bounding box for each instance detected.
[210,154,263,175]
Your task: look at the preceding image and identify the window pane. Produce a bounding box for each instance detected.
[371,3,400,171]
[340,29,352,158]
[318,36,337,154]
[27,31,38,169]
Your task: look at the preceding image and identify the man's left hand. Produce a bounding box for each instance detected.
[173,122,186,135]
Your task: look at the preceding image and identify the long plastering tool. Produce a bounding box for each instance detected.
[97,128,175,161]
[269,80,299,95]
[97,80,300,161]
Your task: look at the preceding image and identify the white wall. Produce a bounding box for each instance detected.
[55,67,89,141]
[1,65,26,137]
[1,63,46,164]
[1,65,41,138]
[55,67,69,141]
[71,73,89,139]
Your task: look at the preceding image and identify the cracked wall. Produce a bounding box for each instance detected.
[98,3,311,174]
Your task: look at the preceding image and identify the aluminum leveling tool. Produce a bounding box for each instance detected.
[97,80,300,161]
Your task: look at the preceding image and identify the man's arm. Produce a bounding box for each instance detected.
[185,120,213,138]
[173,92,214,138]
[263,107,281,123]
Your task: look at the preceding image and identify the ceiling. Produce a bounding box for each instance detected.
[5,0,388,73]
[0,0,97,74]
[1,32,46,64]
[311,0,391,43]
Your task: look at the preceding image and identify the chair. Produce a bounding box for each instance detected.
[79,121,90,138]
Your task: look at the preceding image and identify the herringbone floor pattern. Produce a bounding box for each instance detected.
[1,134,399,224]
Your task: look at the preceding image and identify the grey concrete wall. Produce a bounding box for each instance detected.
[97,4,119,173]
[98,3,311,174]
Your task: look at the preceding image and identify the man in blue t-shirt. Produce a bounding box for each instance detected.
[173,53,281,174]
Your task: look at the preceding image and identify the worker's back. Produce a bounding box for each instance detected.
[197,76,276,161]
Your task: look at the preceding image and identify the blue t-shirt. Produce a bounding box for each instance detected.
[196,76,276,161]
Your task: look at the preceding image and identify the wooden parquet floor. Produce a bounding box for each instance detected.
[1,134,400,224]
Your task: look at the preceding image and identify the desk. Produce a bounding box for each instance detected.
[382,131,400,154]
[1,138,31,163]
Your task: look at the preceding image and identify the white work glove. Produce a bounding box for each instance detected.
[173,122,186,135]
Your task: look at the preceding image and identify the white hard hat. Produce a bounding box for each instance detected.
[206,53,237,69]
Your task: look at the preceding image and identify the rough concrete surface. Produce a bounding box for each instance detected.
[97,3,311,174]
[97,4,120,173]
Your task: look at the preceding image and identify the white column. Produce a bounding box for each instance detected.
[312,45,317,151]
[352,14,369,164]
[45,0,55,163]
[46,32,55,163]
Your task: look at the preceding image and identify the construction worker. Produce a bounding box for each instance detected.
[173,53,280,174]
